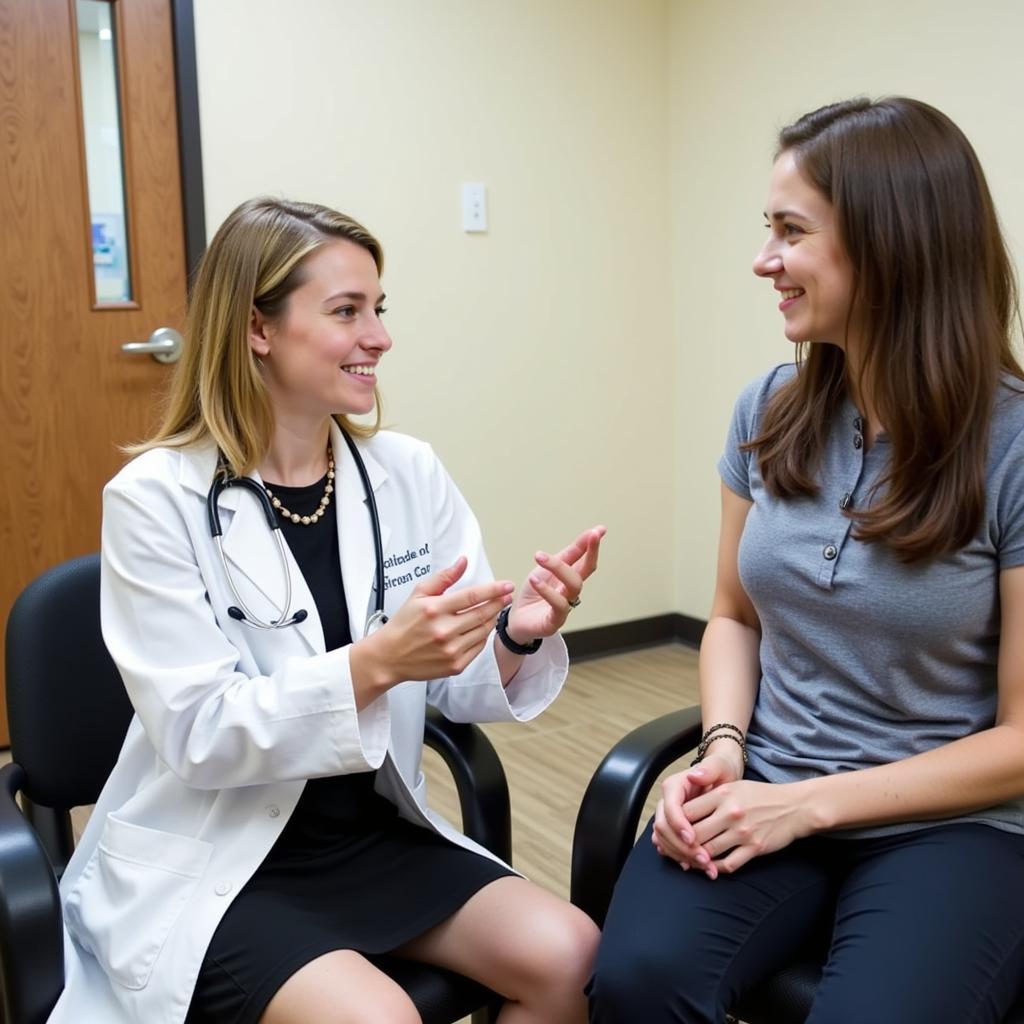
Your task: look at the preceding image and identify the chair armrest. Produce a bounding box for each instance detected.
[570,705,703,926]
[0,762,65,1024]
[424,708,513,865]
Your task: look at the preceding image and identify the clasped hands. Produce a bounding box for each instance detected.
[358,526,605,688]
[652,749,814,879]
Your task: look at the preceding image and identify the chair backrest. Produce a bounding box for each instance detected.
[2,556,502,1024]
[5,554,133,811]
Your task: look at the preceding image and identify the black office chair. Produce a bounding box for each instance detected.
[571,706,1024,1023]
[0,554,506,1024]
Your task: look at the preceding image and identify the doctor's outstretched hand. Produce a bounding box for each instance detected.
[505,526,606,643]
[349,527,605,707]
[350,557,515,701]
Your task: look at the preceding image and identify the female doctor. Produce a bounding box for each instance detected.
[50,197,604,1024]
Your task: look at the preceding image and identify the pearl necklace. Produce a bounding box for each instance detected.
[263,445,335,526]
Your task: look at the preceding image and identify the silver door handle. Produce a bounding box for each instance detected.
[121,327,183,364]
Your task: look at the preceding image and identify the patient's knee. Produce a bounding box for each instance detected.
[587,932,715,1024]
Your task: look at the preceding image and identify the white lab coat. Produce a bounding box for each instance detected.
[47,422,567,1024]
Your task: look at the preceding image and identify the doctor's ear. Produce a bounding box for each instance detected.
[249,306,272,357]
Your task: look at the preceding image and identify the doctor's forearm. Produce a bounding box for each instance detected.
[348,637,396,710]
[494,635,525,687]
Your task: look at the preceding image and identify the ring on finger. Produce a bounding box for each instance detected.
[568,595,581,609]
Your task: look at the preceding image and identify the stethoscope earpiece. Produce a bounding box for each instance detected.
[227,605,309,625]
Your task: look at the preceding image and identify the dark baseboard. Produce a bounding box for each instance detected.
[672,612,706,649]
[564,613,706,662]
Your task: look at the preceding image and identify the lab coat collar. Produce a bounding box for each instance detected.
[331,421,392,640]
[177,441,223,500]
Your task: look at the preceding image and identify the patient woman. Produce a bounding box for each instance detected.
[48,197,603,1024]
[589,97,1024,1022]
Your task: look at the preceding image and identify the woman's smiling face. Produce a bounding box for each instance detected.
[251,238,391,421]
[752,150,860,351]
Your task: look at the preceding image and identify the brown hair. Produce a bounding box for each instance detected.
[747,97,1022,561]
[129,197,384,476]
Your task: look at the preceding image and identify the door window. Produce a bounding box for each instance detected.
[76,0,133,305]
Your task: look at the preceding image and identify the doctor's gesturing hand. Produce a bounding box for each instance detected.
[350,556,514,697]
[350,526,605,705]
[505,526,606,643]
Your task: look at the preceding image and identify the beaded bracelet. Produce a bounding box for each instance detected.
[703,722,744,743]
[690,722,748,766]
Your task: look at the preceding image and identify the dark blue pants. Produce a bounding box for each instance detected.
[588,819,1024,1024]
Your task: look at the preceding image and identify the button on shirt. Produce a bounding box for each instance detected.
[719,363,1024,837]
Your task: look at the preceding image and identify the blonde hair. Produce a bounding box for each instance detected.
[129,197,384,476]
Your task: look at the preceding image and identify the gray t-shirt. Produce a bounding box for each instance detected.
[719,363,1024,837]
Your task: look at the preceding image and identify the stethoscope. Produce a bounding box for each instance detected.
[206,429,388,635]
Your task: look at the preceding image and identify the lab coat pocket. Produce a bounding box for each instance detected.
[64,814,213,990]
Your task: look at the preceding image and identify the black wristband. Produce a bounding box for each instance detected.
[495,606,542,655]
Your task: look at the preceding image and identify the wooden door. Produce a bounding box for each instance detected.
[0,0,189,745]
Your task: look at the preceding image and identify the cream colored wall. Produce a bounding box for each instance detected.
[193,0,673,629]
[193,1,1024,631]
[670,0,1024,619]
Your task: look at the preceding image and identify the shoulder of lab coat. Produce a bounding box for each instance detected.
[100,444,391,790]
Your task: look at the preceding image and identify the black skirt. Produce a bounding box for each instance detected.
[186,777,512,1024]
